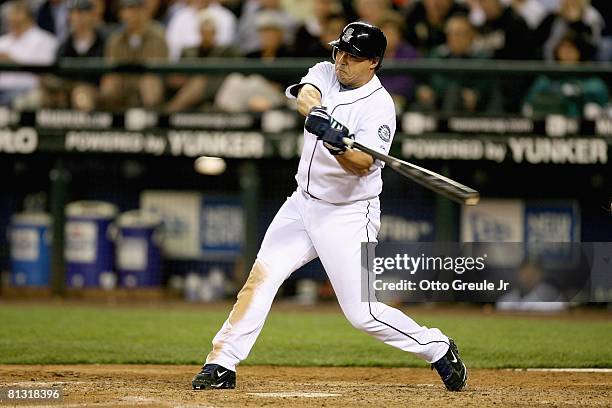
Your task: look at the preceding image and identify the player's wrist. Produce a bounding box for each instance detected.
[325,144,346,155]
[308,105,327,114]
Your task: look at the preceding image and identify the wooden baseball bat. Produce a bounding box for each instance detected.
[342,137,480,205]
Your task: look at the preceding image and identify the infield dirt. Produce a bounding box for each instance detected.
[1,364,610,407]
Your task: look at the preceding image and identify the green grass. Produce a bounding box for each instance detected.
[0,304,610,368]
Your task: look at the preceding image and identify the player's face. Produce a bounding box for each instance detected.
[334,49,378,88]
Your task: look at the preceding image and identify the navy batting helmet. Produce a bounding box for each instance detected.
[329,22,387,70]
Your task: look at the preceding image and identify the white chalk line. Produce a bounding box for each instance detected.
[247,391,341,398]
[516,368,612,373]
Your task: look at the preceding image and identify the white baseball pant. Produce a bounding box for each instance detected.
[205,189,450,370]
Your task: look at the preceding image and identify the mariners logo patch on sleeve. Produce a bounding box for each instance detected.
[378,125,391,142]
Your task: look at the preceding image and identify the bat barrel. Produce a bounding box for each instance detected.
[346,138,481,206]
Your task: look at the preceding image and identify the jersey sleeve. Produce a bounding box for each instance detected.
[285,61,334,100]
[353,94,396,167]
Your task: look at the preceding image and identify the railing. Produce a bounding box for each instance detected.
[1,58,611,77]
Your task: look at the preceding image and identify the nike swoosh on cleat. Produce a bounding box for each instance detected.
[211,383,226,388]
[450,350,458,363]
[216,370,227,378]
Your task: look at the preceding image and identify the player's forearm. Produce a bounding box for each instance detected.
[336,149,373,177]
[297,84,322,117]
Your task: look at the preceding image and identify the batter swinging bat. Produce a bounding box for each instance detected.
[342,137,480,206]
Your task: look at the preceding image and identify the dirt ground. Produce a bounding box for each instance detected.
[1,365,610,408]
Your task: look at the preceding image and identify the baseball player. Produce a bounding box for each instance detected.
[192,22,467,392]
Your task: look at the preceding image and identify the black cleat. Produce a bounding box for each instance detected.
[192,364,236,390]
[431,339,468,391]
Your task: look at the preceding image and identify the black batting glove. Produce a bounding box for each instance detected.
[322,127,352,156]
[304,106,331,137]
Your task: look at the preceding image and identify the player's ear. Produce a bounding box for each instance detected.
[369,58,379,71]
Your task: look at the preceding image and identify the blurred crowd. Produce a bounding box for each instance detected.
[0,0,610,117]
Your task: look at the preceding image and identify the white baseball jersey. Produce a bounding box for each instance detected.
[285,62,397,204]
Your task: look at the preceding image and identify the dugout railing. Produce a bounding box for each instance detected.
[1,58,612,77]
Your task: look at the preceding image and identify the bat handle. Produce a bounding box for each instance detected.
[342,137,355,147]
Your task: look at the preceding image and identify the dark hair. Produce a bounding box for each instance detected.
[553,31,595,62]
[378,11,405,33]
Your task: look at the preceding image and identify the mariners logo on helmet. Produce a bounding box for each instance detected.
[342,27,354,43]
[330,22,387,70]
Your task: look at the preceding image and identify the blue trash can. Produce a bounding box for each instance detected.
[65,201,117,289]
[116,210,162,288]
[9,213,52,287]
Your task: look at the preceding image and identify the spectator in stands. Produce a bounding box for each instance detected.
[403,0,468,56]
[215,11,287,112]
[538,0,604,62]
[181,9,239,59]
[60,0,105,58]
[337,0,359,22]
[509,0,548,30]
[163,0,188,25]
[293,0,341,56]
[245,11,292,60]
[522,33,609,119]
[36,0,69,43]
[164,10,240,113]
[414,15,501,113]
[66,0,107,33]
[102,0,169,24]
[472,0,533,59]
[274,0,313,22]
[354,0,392,26]
[99,0,168,110]
[591,0,612,61]
[42,0,105,111]
[0,0,58,107]
[378,11,419,112]
[472,0,533,112]
[236,0,295,54]
[496,259,568,312]
[97,0,145,26]
[91,0,106,26]
[145,0,171,22]
[297,12,346,58]
[166,0,236,61]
